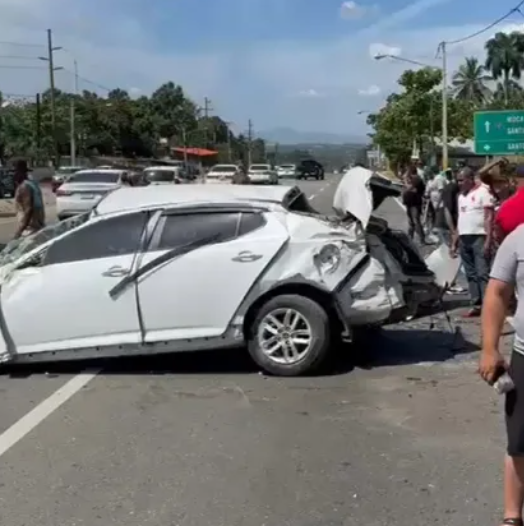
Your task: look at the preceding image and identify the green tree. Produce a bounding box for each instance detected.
[485,31,524,103]
[452,57,492,104]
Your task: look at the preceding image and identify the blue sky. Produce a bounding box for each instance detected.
[0,0,521,137]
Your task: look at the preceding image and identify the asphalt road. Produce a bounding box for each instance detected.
[0,176,512,526]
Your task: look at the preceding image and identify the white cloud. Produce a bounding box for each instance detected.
[295,89,323,98]
[358,85,381,96]
[340,1,378,20]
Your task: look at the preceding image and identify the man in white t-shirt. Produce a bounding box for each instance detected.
[451,167,495,317]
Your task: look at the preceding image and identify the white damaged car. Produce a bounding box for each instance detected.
[0,168,442,376]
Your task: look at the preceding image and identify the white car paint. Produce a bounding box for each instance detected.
[143,165,184,185]
[248,164,278,184]
[55,168,125,219]
[0,176,440,374]
[206,164,240,183]
[276,164,296,178]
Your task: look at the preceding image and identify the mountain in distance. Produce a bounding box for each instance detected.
[260,127,367,145]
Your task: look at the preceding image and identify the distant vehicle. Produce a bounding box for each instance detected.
[296,159,324,180]
[248,164,278,185]
[55,168,128,220]
[0,168,14,198]
[52,166,85,192]
[206,164,241,184]
[276,164,296,178]
[143,165,189,186]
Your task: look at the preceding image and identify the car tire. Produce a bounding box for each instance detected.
[247,294,331,376]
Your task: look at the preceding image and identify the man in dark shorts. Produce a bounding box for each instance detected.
[480,226,524,526]
[402,165,426,244]
[13,159,45,239]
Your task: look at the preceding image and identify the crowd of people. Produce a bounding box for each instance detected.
[401,158,524,526]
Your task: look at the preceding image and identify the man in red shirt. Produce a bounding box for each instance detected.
[495,169,523,243]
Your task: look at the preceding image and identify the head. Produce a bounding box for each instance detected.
[12,159,29,185]
[456,167,475,193]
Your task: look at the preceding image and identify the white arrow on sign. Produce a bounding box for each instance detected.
[484,144,491,151]
[485,121,491,133]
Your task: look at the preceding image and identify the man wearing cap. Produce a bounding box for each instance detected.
[13,159,45,238]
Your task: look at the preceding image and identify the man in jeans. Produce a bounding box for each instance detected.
[402,165,426,244]
[451,167,495,317]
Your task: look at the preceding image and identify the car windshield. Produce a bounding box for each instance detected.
[145,170,175,182]
[250,165,270,171]
[0,213,90,266]
[210,165,236,173]
[280,165,295,169]
[69,171,120,183]
[57,167,82,175]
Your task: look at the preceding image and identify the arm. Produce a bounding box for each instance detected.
[482,233,517,351]
[477,157,508,178]
[480,188,495,248]
[13,184,33,238]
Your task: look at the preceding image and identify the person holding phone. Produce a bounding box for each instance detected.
[480,225,524,526]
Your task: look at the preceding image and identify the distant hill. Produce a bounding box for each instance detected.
[260,127,367,145]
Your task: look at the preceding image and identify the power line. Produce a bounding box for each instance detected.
[0,64,46,70]
[0,40,44,48]
[443,0,524,46]
[0,54,42,60]
[62,68,112,91]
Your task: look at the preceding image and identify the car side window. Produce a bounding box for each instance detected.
[43,212,149,265]
[157,212,240,250]
[238,212,266,236]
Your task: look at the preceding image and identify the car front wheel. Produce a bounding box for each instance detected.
[247,294,331,376]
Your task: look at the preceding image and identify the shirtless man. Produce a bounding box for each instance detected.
[12,159,45,239]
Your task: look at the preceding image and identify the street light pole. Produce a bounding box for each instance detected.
[374,53,447,168]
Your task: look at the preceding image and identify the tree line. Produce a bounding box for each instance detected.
[0,81,266,166]
[367,30,524,168]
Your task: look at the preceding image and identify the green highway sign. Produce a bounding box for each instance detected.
[474,110,524,155]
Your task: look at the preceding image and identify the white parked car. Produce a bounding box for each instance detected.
[248,164,278,184]
[206,164,240,183]
[55,168,127,220]
[0,167,441,376]
[143,165,186,185]
[52,166,85,185]
[276,164,296,178]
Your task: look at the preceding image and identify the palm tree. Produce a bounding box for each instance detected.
[452,57,492,104]
[485,31,524,103]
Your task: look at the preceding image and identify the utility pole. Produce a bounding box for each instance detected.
[247,119,253,166]
[202,97,213,148]
[70,59,78,166]
[439,41,448,170]
[35,94,42,165]
[46,29,59,167]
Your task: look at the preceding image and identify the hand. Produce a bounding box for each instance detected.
[449,247,457,258]
[478,349,506,385]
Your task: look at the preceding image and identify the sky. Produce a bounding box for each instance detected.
[0,0,522,137]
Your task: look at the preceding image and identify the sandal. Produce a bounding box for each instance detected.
[502,519,524,525]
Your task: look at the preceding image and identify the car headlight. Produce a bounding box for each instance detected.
[314,244,341,274]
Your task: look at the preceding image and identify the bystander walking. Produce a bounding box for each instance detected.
[451,167,495,317]
[402,165,426,244]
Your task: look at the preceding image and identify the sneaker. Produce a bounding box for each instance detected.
[462,307,481,318]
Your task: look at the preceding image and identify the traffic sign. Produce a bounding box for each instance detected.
[474,110,524,155]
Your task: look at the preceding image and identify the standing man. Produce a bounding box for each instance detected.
[425,167,448,233]
[451,167,495,317]
[402,165,426,244]
[13,159,45,239]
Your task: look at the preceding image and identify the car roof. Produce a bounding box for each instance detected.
[74,168,124,174]
[95,183,298,216]
[143,165,177,171]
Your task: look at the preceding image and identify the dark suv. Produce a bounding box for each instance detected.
[296,159,324,180]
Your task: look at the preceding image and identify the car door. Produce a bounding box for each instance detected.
[129,209,288,341]
[0,211,152,356]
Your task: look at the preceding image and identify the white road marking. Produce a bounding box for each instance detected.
[309,194,317,200]
[0,369,100,458]
[394,197,406,211]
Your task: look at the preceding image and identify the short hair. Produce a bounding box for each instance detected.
[459,166,475,179]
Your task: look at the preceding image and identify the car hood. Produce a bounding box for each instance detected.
[332,167,400,228]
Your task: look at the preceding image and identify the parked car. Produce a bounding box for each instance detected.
[0,168,15,198]
[296,159,324,180]
[143,165,189,185]
[248,164,278,184]
[206,164,241,183]
[55,168,128,220]
[51,166,85,193]
[276,164,296,178]
[0,168,441,376]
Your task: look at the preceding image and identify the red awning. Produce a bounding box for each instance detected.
[172,147,218,157]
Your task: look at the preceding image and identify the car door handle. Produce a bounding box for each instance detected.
[102,266,129,277]
[232,251,263,262]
